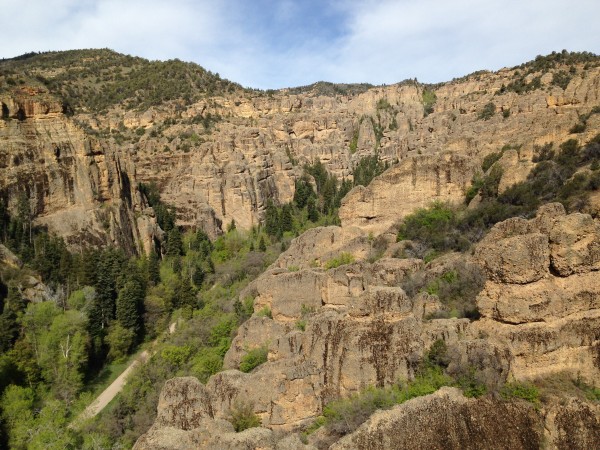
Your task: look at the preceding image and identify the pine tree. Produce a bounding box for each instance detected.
[280,204,293,233]
[265,201,280,237]
[307,197,319,222]
[116,280,144,337]
[258,236,267,252]
[166,227,183,257]
[193,229,213,259]
[148,249,161,285]
[192,263,205,287]
[172,277,197,310]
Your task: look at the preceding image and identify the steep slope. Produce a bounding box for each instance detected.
[2,51,600,240]
[135,203,600,448]
[0,86,160,253]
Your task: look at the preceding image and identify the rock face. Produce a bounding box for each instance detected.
[473,203,600,382]
[331,387,543,450]
[339,153,478,234]
[137,205,600,447]
[4,56,599,241]
[331,387,600,450]
[0,88,160,253]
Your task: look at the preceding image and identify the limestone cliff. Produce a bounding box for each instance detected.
[136,204,600,448]
[0,87,160,253]
[3,51,599,240]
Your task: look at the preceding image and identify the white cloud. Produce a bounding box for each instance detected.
[1,0,599,88]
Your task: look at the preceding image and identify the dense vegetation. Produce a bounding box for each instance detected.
[0,49,242,113]
[395,135,600,319]
[0,179,292,447]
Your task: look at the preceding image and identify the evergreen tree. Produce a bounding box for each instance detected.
[192,263,205,287]
[258,236,267,252]
[280,204,293,233]
[307,197,319,222]
[293,178,315,209]
[265,201,280,237]
[148,249,161,285]
[166,227,183,257]
[116,280,144,337]
[172,277,197,310]
[193,229,213,259]
[91,249,125,333]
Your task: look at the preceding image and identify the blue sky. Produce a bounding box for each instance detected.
[1,0,599,89]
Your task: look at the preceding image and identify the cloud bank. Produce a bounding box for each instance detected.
[1,0,599,89]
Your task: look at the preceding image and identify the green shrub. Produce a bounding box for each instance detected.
[227,399,261,432]
[239,346,268,373]
[422,89,437,116]
[191,349,223,382]
[501,381,540,405]
[478,102,496,120]
[316,366,452,436]
[295,320,307,331]
[161,345,193,367]
[482,151,503,172]
[324,252,355,269]
[257,306,272,319]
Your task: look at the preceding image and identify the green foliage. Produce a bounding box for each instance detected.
[396,202,469,255]
[316,366,452,436]
[349,128,359,154]
[161,345,193,367]
[295,319,307,331]
[324,252,355,269]
[551,70,572,90]
[353,153,387,187]
[239,346,268,373]
[402,260,484,320]
[257,306,272,319]
[422,88,437,116]
[227,399,261,432]
[501,381,540,405]
[478,102,496,120]
[191,348,223,382]
[116,279,144,337]
[106,323,135,362]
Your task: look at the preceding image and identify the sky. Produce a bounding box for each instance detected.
[1,0,599,89]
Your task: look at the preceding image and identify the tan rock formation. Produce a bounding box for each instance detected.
[0,90,160,253]
[339,153,478,234]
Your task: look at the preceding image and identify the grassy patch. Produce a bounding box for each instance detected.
[239,346,268,373]
[324,252,355,270]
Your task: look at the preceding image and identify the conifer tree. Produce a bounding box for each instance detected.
[148,249,161,285]
[116,280,144,337]
[258,236,267,252]
[265,201,280,237]
[280,204,293,233]
[166,227,183,257]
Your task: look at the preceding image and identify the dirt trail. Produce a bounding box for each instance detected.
[72,350,150,426]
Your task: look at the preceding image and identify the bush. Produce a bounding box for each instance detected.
[239,346,268,373]
[317,366,452,436]
[478,102,496,120]
[324,252,355,269]
[501,381,540,405]
[227,399,261,432]
[422,89,436,116]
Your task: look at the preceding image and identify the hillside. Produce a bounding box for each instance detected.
[0,50,599,449]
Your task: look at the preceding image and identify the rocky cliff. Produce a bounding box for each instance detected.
[135,202,600,448]
[0,86,160,253]
[2,51,599,242]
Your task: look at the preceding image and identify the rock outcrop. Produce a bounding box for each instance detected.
[0,89,160,253]
[137,205,600,447]
[4,56,599,240]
